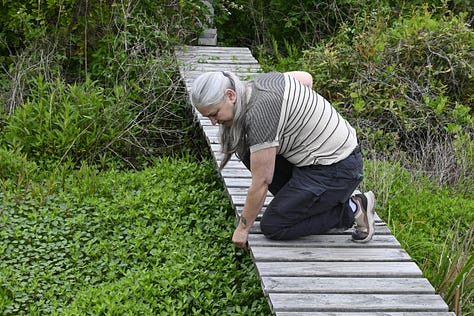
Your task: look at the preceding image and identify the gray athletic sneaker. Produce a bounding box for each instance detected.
[351,191,376,243]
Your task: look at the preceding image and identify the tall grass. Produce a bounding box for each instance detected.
[435,222,474,315]
[363,157,474,315]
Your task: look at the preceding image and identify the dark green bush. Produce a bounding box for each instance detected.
[0,0,206,77]
[215,0,391,50]
[216,0,473,52]
[0,1,210,168]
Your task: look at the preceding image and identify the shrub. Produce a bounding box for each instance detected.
[295,8,474,189]
[0,147,37,181]
[0,1,210,168]
[215,0,391,49]
[2,76,134,166]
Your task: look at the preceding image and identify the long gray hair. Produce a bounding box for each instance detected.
[190,71,249,169]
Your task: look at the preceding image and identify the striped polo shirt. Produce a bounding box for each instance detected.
[246,72,357,166]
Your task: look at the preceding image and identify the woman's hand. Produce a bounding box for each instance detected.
[232,225,249,251]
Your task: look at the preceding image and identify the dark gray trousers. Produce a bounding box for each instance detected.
[243,149,363,240]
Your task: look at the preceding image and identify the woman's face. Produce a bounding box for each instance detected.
[198,89,236,127]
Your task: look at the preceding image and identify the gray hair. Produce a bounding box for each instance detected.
[190,71,248,169]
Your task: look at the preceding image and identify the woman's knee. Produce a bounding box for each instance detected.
[260,218,286,240]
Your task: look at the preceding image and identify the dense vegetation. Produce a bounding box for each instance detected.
[0,0,473,315]
[0,158,270,315]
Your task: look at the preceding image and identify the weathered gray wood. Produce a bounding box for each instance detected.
[175,45,255,54]
[261,276,436,294]
[217,160,248,169]
[255,261,423,277]
[231,195,273,207]
[248,234,400,248]
[225,187,249,195]
[249,222,393,235]
[251,247,412,262]
[231,194,274,206]
[221,168,252,178]
[268,293,449,312]
[223,177,252,187]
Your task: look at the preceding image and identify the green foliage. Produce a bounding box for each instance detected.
[0,158,271,315]
[2,76,134,165]
[0,147,37,184]
[262,7,474,190]
[348,9,474,165]
[215,0,390,50]
[363,159,474,314]
[0,1,210,167]
[216,0,473,52]
[0,0,206,72]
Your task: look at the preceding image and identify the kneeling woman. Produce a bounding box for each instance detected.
[191,70,376,249]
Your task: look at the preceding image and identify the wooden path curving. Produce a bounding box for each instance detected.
[175,45,455,315]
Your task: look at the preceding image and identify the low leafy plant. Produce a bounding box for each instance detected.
[0,157,271,315]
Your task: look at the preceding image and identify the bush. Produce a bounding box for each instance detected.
[215,0,391,50]
[216,0,473,52]
[287,8,474,189]
[2,76,135,165]
[0,1,211,168]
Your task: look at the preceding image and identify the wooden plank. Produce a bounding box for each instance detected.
[223,177,252,187]
[202,124,219,132]
[255,261,423,277]
[231,195,273,206]
[180,64,261,73]
[225,187,249,195]
[248,234,400,248]
[231,194,273,206]
[181,66,261,74]
[248,220,392,235]
[217,160,248,169]
[251,247,412,262]
[175,45,254,53]
[261,276,436,294]
[268,293,449,312]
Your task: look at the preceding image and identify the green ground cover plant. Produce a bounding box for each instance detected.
[0,158,271,315]
[1,0,473,314]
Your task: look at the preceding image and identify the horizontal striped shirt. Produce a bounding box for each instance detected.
[246,72,357,166]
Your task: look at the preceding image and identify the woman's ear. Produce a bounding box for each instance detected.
[225,89,236,103]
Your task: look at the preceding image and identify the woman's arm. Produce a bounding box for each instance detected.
[285,71,313,88]
[232,147,276,250]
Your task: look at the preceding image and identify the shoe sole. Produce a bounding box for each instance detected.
[352,191,376,243]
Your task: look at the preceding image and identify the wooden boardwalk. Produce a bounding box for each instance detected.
[175,45,455,315]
